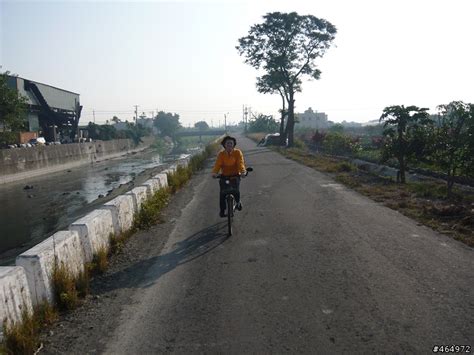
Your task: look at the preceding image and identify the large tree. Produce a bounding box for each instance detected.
[256,71,301,145]
[237,12,336,146]
[154,111,181,143]
[194,121,209,130]
[379,105,432,183]
[0,72,28,132]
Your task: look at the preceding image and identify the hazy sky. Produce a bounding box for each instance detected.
[2,0,473,127]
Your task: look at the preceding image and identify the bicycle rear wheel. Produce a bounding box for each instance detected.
[227,194,234,236]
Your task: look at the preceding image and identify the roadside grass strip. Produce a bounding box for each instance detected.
[249,134,474,247]
[0,302,58,354]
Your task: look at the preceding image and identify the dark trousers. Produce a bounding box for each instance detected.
[219,178,240,212]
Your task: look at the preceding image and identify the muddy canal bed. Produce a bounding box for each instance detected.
[0,149,184,265]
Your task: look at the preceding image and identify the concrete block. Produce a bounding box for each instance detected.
[16,231,84,305]
[160,170,172,187]
[69,209,115,262]
[126,186,149,212]
[141,178,161,198]
[177,155,190,168]
[0,267,33,332]
[99,195,135,234]
[153,173,168,189]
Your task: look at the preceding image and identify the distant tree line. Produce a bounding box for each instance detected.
[87,121,151,145]
[306,101,474,196]
[247,114,280,133]
[378,101,474,195]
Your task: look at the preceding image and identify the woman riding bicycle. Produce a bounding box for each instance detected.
[211,136,247,218]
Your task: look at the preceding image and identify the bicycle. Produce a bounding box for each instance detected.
[214,167,253,236]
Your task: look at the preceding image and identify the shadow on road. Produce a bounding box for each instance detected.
[93,222,230,294]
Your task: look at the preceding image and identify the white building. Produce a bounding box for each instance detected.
[295,107,329,129]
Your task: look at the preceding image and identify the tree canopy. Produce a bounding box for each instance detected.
[194,121,209,130]
[237,12,336,146]
[248,114,279,133]
[154,111,181,142]
[87,121,149,145]
[0,72,28,132]
[379,105,431,183]
[431,101,474,195]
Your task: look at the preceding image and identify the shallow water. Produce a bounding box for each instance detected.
[0,149,177,265]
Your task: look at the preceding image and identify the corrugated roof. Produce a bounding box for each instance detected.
[7,75,80,96]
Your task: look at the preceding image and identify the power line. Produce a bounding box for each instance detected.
[83,108,243,114]
[134,105,139,123]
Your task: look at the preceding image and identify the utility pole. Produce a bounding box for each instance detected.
[242,105,245,132]
[224,114,227,133]
[93,110,96,124]
[244,105,248,132]
[134,105,139,123]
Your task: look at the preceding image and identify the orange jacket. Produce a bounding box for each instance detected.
[212,148,246,176]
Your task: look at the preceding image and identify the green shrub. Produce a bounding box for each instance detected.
[133,188,170,230]
[293,138,306,149]
[322,132,360,155]
[168,166,192,192]
[407,182,447,199]
[75,269,90,298]
[0,132,17,146]
[151,138,169,155]
[51,262,79,311]
[109,231,134,255]
[92,247,109,274]
[34,301,58,327]
[337,161,355,172]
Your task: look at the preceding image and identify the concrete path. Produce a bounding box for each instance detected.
[94,134,473,353]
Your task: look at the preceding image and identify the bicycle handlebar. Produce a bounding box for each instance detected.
[213,167,253,179]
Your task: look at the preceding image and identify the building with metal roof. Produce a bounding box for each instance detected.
[6,75,82,142]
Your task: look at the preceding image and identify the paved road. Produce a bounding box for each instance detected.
[102,135,473,353]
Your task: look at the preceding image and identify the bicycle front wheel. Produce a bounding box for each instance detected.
[227,194,233,236]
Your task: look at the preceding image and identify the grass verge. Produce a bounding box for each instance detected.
[249,134,474,247]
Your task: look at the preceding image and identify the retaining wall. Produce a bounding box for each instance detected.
[0,136,154,185]
[99,195,135,235]
[16,230,85,306]
[69,209,115,263]
[0,267,33,330]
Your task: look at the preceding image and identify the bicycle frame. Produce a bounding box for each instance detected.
[220,176,240,236]
[214,168,252,237]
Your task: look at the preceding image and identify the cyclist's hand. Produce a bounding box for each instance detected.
[241,171,247,178]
